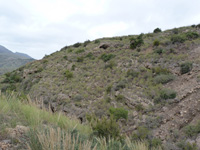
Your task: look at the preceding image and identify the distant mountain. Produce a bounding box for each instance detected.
[15,52,33,59]
[0,45,35,75]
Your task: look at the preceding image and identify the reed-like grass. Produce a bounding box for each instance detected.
[0,93,162,150]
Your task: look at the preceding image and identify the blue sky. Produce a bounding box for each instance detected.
[0,0,200,59]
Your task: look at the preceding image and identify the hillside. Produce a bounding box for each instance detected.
[0,45,34,75]
[1,24,200,149]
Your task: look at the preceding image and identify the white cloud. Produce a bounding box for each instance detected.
[88,22,129,38]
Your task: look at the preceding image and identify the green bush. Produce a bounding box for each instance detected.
[180,62,192,74]
[63,56,68,60]
[85,52,95,60]
[177,141,198,150]
[109,107,128,120]
[184,121,200,138]
[153,28,162,33]
[153,40,160,46]
[132,126,150,140]
[83,40,91,47]
[105,61,115,69]
[72,95,83,102]
[185,32,199,40]
[126,69,139,78]
[77,57,84,62]
[100,53,115,62]
[73,42,81,48]
[172,28,179,34]
[135,104,144,112]
[152,66,170,75]
[94,39,100,44]
[116,94,125,102]
[171,35,186,44]
[114,80,126,91]
[2,72,22,83]
[90,116,120,140]
[160,88,176,100]
[153,74,175,84]
[154,48,163,55]
[75,49,85,54]
[130,34,144,49]
[65,70,73,79]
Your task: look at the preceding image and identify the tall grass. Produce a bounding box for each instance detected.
[0,92,91,134]
[0,93,162,150]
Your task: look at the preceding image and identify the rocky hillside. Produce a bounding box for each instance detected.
[1,24,200,149]
[0,45,34,75]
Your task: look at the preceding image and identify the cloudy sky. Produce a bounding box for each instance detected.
[0,0,200,59]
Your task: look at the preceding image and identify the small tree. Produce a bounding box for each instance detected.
[153,28,162,33]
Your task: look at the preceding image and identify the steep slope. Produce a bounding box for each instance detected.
[1,25,200,148]
[0,45,34,75]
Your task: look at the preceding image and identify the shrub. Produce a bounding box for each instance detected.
[109,107,128,120]
[65,70,73,79]
[154,48,163,55]
[153,28,162,33]
[153,40,160,46]
[160,88,176,100]
[126,69,139,78]
[71,64,76,71]
[172,28,179,34]
[180,62,192,74]
[75,49,85,54]
[94,39,100,44]
[135,104,144,112]
[72,95,83,101]
[2,72,22,83]
[73,42,81,48]
[106,85,112,93]
[116,94,125,102]
[177,141,198,150]
[77,57,84,62]
[114,80,126,91]
[100,53,115,62]
[68,48,73,53]
[130,34,144,49]
[152,66,170,75]
[105,61,115,69]
[184,121,200,138]
[153,74,175,84]
[90,116,120,140]
[63,56,68,60]
[83,40,90,47]
[171,35,186,44]
[185,32,199,40]
[85,52,94,60]
[132,126,150,140]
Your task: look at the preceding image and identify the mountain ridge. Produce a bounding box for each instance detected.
[1,24,200,149]
[0,45,34,74]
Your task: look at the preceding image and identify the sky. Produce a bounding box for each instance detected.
[0,0,200,59]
